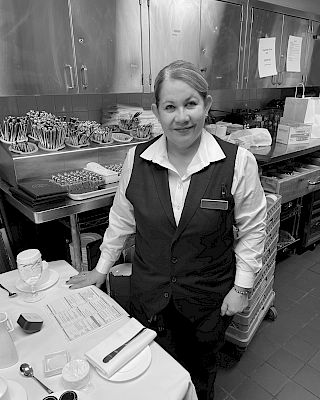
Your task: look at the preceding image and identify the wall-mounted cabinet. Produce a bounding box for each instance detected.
[1,0,320,96]
[148,0,246,90]
[305,20,320,86]
[148,0,201,90]
[244,1,310,88]
[0,0,76,95]
[200,0,247,89]
[0,0,144,95]
[69,0,143,94]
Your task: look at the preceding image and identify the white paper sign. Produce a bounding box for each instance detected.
[286,35,302,72]
[258,37,277,78]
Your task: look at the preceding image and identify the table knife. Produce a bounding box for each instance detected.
[103,327,146,363]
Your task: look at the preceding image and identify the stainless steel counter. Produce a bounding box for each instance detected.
[0,178,117,271]
[251,139,320,166]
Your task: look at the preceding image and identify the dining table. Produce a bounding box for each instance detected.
[0,260,198,400]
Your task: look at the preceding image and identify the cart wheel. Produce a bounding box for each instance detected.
[265,306,278,321]
[234,345,246,359]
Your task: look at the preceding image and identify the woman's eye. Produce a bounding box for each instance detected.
[186,101,197,108]
[165,105,175,111]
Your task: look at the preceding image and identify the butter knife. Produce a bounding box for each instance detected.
[103,327,146,363]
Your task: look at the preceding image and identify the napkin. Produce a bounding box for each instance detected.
[85,317,156,378]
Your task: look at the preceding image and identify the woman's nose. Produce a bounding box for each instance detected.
[175,108,189,122]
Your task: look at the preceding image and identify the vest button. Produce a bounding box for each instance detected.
[164,292,169,298]
[171,257,178,264]
[171,276,177,283]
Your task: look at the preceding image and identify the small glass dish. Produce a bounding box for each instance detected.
[44,350,71,377]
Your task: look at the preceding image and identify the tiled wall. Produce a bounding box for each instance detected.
[0,88,283,123]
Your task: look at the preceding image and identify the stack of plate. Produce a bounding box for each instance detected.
[69,232,102,269]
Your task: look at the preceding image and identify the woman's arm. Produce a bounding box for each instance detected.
[221,147,267,315]
[67,148,137,289]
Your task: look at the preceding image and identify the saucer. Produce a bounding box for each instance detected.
[16,269,59,293]
[6,380,27,400]
[96,346,152,382]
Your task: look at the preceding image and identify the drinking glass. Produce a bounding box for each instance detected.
[17,249,45,302]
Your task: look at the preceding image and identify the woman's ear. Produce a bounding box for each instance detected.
[204,95,213,115]
[151,103,160,120]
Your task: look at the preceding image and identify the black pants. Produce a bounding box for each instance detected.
[134,300,232,400]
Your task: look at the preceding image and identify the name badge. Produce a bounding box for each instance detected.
[200,199,229,210]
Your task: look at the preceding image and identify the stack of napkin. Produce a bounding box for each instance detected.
[10,178,68,209]
[85,317,156,378]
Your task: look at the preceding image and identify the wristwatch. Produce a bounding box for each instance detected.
[233,285,251,295]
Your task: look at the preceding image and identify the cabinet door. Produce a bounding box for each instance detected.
[200,0,246,89]
[70,0,143,93]
[0,0,76,95]
[277,15,309,87]
[306,21,320,86]
[148,0,201,89]
[244,8,283,88]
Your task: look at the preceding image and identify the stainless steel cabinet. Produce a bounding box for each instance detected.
[70,0,143,93]
[244,1,309,88]
[278,14,309,87]
[200,0,247,89]
[0,0,76,95]
[306,21,320,86]
[148,0,201,89]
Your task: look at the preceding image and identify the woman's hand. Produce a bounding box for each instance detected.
[66,269,106,289]
[220,287,249,316]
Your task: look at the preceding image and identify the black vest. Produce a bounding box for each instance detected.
[126,136,238,321]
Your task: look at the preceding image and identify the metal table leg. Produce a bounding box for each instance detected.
[70,214,83,272]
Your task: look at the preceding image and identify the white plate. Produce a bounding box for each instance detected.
[16,269,59,293]
[65,140,90,148]
[91,138,114,145]
[96,346,152,382]
[9,142,38,154]
[112,132,133,143]
[132,135,151,141]
[6,380,27,400]
[38,143,65,152]
[68,184,118,200]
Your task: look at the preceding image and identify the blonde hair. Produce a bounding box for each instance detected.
[154,60,209,107]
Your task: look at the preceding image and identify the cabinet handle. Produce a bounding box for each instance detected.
[278,71,283,85]
[271,75,277,85]
[80,65,88,89]
[308,179,320,186]
[64,64,75,89]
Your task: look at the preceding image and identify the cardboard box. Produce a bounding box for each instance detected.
[276,123,311,145]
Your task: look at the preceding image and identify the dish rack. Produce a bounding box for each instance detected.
[224,193,281,356]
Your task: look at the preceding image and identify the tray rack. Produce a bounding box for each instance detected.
[224,193,281,354]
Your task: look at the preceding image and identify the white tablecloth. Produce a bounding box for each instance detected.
[0,260,197,400]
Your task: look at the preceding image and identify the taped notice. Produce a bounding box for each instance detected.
[287,35,302,72]
[258,37,277,78]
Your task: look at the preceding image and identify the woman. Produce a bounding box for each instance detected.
[67,60,266,399]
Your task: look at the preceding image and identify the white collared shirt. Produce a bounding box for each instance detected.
[96,130,267,288]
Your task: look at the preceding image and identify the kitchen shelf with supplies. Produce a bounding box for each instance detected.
[256,143,320,254]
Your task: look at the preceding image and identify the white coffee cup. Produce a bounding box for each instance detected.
[0,377,10,400]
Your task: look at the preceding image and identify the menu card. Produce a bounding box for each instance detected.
[46,286,127,341]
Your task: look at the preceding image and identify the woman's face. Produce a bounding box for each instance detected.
[152,78,212,152]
